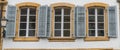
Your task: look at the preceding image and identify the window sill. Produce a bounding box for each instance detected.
[14,37,39,42]
[84,37,109,41]
[48,37,75,42]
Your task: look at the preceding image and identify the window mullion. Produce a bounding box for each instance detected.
[61,8,64,37]
[26,8,30,37]
[95,8,98,37]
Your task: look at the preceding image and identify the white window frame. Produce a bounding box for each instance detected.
[19,7,36,37]
[54,8,70,38]
[88,7,105,37]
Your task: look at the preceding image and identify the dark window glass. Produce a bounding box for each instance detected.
[64,8,70,15]
[55,9,61,15]
[20,16,27,22]
[30,8,36,15]
[98,30,104,36]
[21,8,27,15]
[89,16,95,22]
[55,30,61,36]
[98,16,104,22]
[64,23,70,29]
[55,16,61,22]
[89,23,95,29]
[88,8,95,15]
[29,16,36,22]
[20,23,26,29]
[97,8,104,15]
[89,30,95,36]
[19,30,26,36]
[64,30,70,37]
[29,23,35,29]
[28,30,35,36]
[55,23,61,29]
[98,23,104,29]
[64,16,70,22]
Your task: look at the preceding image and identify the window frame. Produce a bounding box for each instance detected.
[54,7,71,38]
[19,7,36,37]
[84,2,109,41]
[49,2,75,42]
[14,2,40,41]
[88,7,105,37]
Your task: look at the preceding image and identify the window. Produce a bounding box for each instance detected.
[14,2,40,41]
[19,7,36,37]
[54,7,71,37]
[49,3,75,42]
[88,7,104,37]
[85,2,109,41]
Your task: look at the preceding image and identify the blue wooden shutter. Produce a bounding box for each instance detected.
[46,7,51,38]
[108,6,117,38]
[38,5,48,37]
[75,6,86,37]
[6,5,16,37]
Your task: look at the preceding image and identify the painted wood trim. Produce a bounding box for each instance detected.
[84,2,109,41]
[4,48,113,50]
[50,2,75,41]
[15,2,40,41]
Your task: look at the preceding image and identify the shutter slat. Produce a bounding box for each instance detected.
[108,6,117,38]
[47,7,51,38]
[6,5,16,37]
[75,6,86,37]
[38,6,48,37]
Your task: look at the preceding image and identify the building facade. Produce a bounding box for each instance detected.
[0,0,119,50]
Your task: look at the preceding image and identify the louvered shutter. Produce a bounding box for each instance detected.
[38,5,48,37]
[6,5,16,37]
[46,7,51,38]
[75,6,86,37]
[108,6,117,38]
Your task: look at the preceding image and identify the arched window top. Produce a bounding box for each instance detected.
[16,2,40,8]
[51,2,75,8]
[85,2,108,8]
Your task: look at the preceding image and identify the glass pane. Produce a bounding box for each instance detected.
[20,23,26,29]
[88,8,95,15]
[64,16,70,22]
[29,16,36,22]
[64,8,70,15]
[98,16,104,22]
[89,30,95,36]
[89,23,95,29]
[89,16,95,22]
[97,8,104,15]
[30,8,36,15]
[28,30,35,36]
[55,16,61,22]
[64,30,70,37]
[98,30,104,36]
[98,23,104,29]
[55,23,61,29]
[19,30,26,36]
[55,9,61,15]
[29,23,35,29]
[21,8,27,15]
[20,16,27,22]
[55,30,61,36]
[64,23,70,29]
